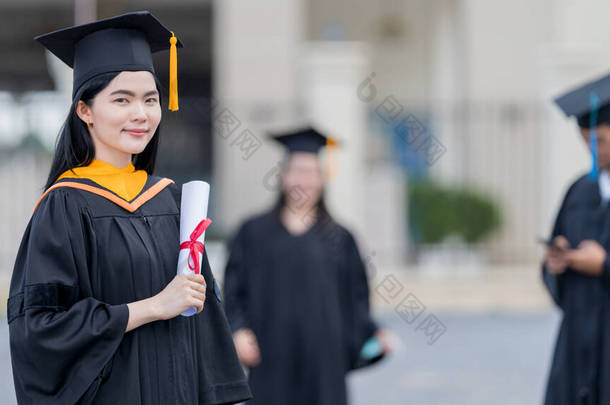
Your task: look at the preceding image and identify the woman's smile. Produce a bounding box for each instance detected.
[123,128,150,137]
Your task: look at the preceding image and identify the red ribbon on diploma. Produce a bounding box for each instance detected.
[179,218,212,274]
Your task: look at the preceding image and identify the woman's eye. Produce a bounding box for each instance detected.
[114,98,128,104]
[146,98,158,103]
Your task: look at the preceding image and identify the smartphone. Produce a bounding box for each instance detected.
[537,237,568,251]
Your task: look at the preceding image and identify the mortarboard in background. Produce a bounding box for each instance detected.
[34,10,183,110]
[270,126,340,178]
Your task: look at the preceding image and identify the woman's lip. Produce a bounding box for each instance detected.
[123,129,149,136]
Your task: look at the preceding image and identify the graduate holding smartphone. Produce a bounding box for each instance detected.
[542,72,610,405]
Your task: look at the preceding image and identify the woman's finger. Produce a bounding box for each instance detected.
[188,275,207,288]
[189,287,206,300]
[554,235,570,248]
[188,280,207,293]
[190,295,204,313]
[185,273,206,284]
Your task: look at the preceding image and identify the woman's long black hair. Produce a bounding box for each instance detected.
[272,185,343,249]
[43,71,163,191]
[273,189,331,220]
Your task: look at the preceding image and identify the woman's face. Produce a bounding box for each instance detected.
[76,71,161,166]
[581,124,610,171]
[281,152,325,211]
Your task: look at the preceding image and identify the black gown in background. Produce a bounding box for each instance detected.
[7,175,251,405]
[542,174,610,405]
[223,210,379,405]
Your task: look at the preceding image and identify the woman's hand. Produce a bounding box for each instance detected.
[125,273,206,332]
[544,236,570,275]
[375,329,393,355]
[152,273,207,320]
[565,240,607,277]
[233,328,261,367]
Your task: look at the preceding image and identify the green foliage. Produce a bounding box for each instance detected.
[408,179,502,245]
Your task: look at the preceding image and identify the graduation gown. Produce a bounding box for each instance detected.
[542,174,610,405]
[223,210,380,405]
[7,174,252,405]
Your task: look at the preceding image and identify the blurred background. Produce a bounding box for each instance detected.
[1,0,609,403]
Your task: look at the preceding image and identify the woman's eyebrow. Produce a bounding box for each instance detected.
[109,89,159,97]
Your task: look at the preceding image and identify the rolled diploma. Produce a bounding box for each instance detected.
[177,181,210,317]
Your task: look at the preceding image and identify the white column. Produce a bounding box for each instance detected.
[213,0,305,232]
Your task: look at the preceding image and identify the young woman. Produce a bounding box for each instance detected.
[223,127,390,405]
[7,11,251,405]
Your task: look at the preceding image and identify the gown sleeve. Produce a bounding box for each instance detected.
[223,224,251,333]
[7,189,129,405]
[343,230,380,371]
[541,185,572,308]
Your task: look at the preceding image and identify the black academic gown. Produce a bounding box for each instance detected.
[223,209,379,405]
[7,176,252,405]
[542,174,610,405]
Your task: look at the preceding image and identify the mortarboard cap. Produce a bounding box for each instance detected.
[554,72,610,180]
[270,126,340,178]
[34,10,183,110]
[270,126,338,154]
[554,72,610,129]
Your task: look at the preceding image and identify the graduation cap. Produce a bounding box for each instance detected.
[271,126,340,178]
[34,10,183,111]
[271,126,338,153]
[554,72,610,180]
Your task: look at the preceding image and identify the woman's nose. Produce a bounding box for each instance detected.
[131,102,147,120]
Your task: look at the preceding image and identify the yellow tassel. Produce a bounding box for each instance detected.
[168,31,179,111]
[325,138,338,179]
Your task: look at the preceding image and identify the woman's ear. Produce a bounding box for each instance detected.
[75,100,93,126]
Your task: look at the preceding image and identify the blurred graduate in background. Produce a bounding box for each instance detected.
[223,127,391,405]
[543,73,610,404]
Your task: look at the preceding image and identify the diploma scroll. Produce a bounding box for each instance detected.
[177,181,212,317]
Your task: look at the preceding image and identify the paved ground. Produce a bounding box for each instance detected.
[0,309,560,405]
[350,310,559,405]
